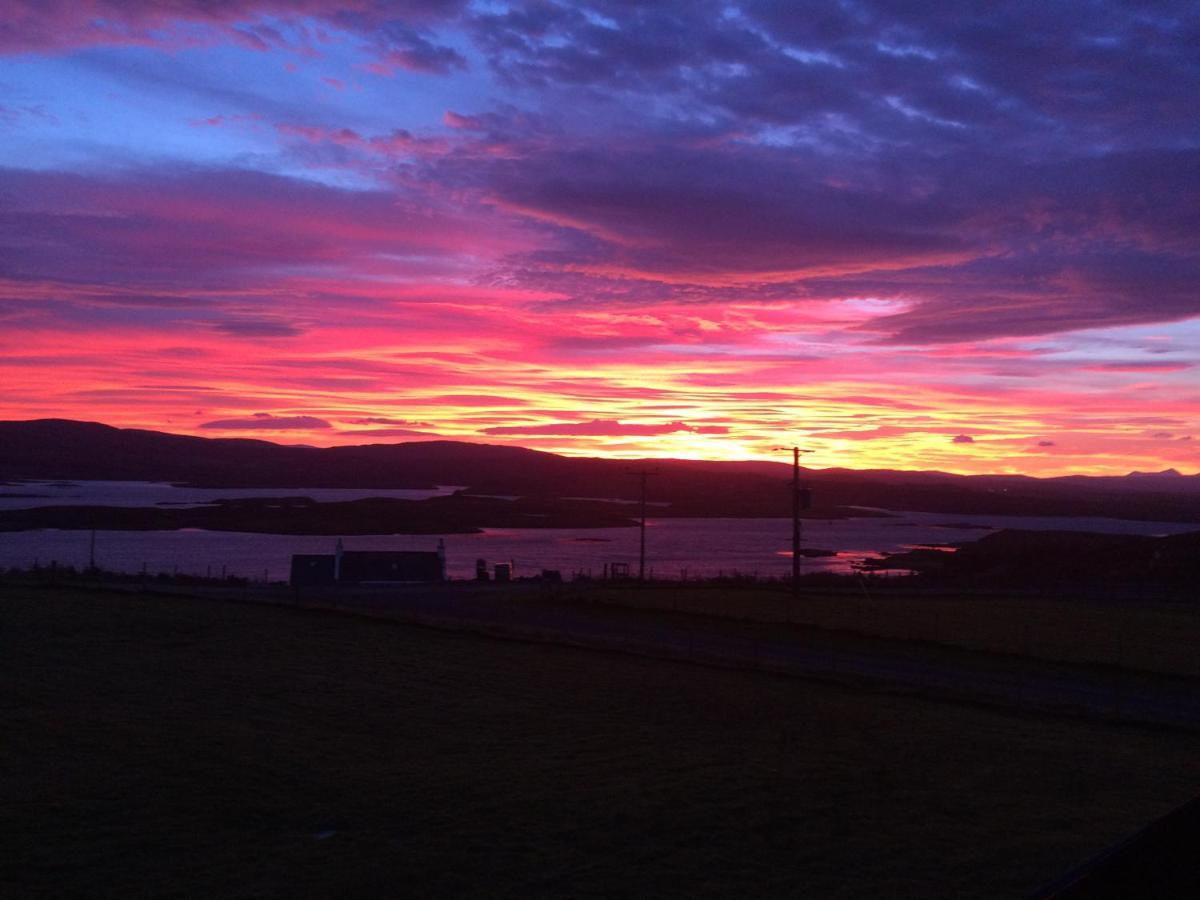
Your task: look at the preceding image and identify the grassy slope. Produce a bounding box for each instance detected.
[3,587,1199,898]
[569,584,1200,677]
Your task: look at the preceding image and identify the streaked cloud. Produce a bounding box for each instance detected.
[483,419,729,437]
[200,413,332,430]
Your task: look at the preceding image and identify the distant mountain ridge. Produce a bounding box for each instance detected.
[2,419,1199,522]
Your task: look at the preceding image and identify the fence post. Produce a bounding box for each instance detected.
[1117,607,1130,669]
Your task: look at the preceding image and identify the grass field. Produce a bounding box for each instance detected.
[566,583,1200,678]
[4,586,1199,897]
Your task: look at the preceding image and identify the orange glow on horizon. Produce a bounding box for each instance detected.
[6,303,1196,478]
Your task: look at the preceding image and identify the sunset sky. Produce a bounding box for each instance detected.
[1,1,1197,474]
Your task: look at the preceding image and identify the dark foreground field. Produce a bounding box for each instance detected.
[3,587,1199,898]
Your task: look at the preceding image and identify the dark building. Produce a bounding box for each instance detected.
[290,538,446,586]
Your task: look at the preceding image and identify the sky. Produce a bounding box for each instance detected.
[1,1,1197,475]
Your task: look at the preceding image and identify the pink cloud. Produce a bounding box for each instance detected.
[0,1,468,58]
[443,110,485,130]
[276,122,449,158]
[483,419,729,437]
[413,395,531,407]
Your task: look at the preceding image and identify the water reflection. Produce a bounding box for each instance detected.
[0,510,1194,582]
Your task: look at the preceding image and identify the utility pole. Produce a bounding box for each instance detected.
[627,468,657,581]
[640,470,647,581]
[774,446,813,594]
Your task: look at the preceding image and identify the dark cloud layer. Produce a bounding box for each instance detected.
[0,165,482,284]
[1,1,1197,347]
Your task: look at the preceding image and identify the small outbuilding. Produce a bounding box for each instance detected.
[290,538,447,586]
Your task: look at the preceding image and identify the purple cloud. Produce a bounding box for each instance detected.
[200,413,331,430]
[0,1,470,67]
[449,137,1200,342]
[4,3,1198,347]
[212,317,304,337]
[335,427,440,438]
[0,165,514,297]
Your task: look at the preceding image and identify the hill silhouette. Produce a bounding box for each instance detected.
[2,419,1199,523]
[871,528,1200,587]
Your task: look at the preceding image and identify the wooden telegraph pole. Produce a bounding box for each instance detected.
[627,468,657,581]
[775,446,813,594]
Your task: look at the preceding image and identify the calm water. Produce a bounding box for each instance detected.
[1,491,1194,581]
[0,480,460,510]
